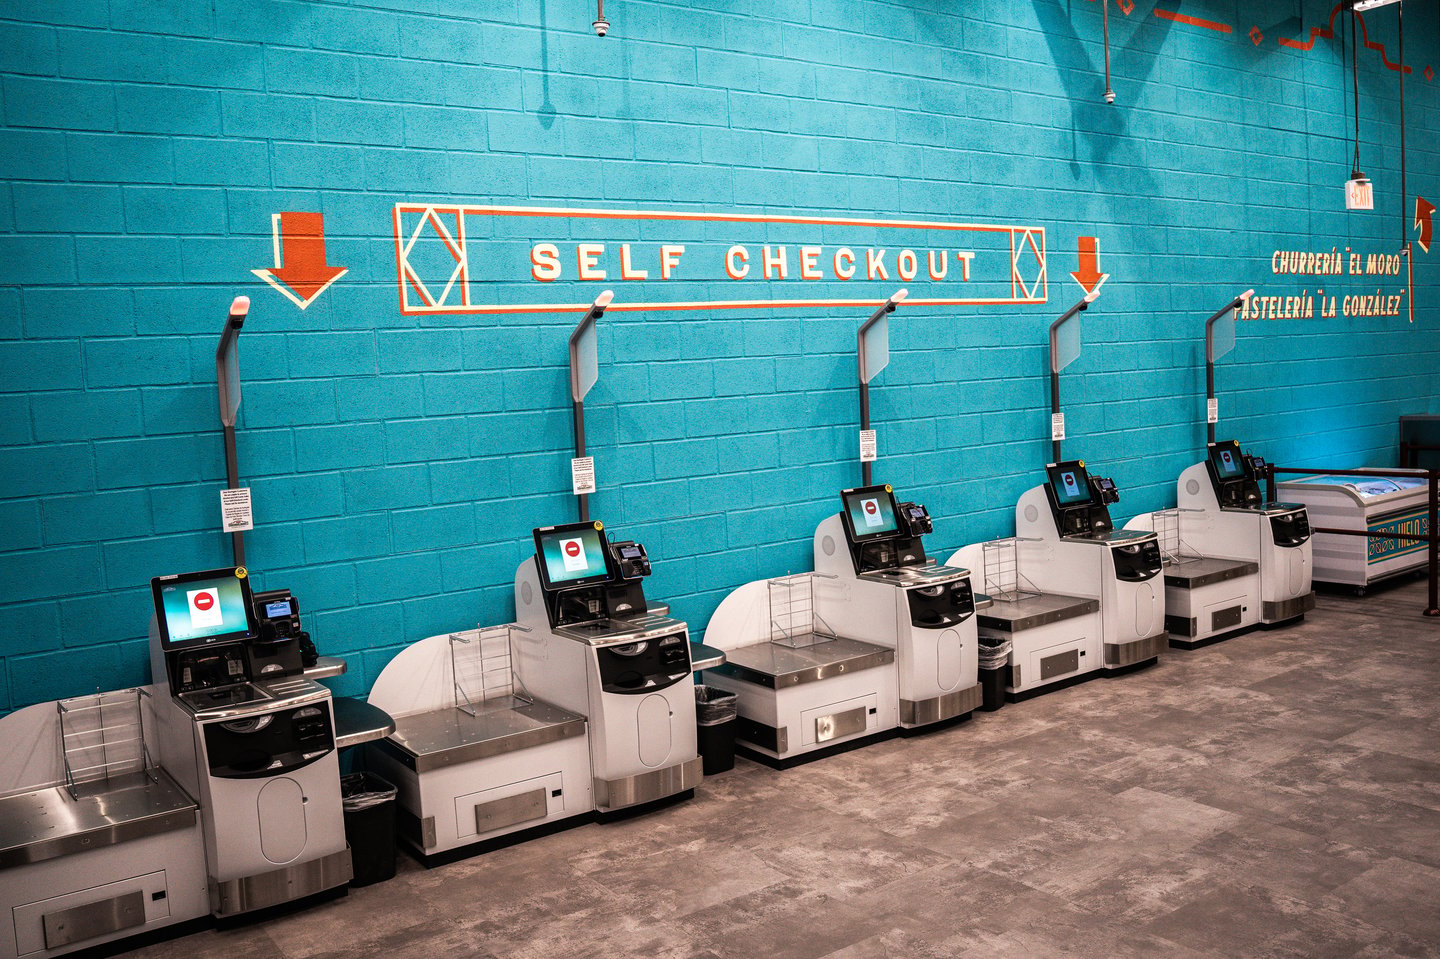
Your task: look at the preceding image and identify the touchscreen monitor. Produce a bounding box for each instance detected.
[1046,462,1094,507]
[1208,442,1246,480]
[533,521,614,590]
[839,485,901,542]
[151,567,259,651]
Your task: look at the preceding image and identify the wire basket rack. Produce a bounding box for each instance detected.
[450,624,533,715]
[767,572,838,648]
[1152,508,1203,566]
[981,538,1042,603]
[57,688,157,800]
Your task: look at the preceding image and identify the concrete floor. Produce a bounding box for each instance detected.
[130,578,1440,959]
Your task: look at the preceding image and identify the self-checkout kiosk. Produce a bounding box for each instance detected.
[1110,294,1270,646]
[147,566,351,916]
[810,487,981,729]
[950,288,1163,698]
[1013,461,1166,672]
[809,293,982,729]
[1136,293,1315,628]
[514,521,700,812]
[706,293,944,763]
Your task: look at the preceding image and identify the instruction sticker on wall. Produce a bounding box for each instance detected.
[1207,398,1219,424]
[1050,413,1066,442]
[571,457,596,496]
[220,488,254,532]
[859,430,877,463]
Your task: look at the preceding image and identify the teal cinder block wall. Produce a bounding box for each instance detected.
[1,1,1437,713]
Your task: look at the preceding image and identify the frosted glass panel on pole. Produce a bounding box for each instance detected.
[1053,316,1081,372]
[569,316,598,402]
[1208,308,1236,363]
[859,315,889,384]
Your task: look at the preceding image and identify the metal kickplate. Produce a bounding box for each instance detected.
[1040,649,1080,681]
[475,787,548,834]
[44,890,146,949]
[814,705,867,743]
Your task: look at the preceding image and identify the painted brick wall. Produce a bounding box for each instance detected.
[1,0,1437,714]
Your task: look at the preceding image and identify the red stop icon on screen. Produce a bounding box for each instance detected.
[193,592,215,611]
[564,541,581,557]
[864,501,877,515]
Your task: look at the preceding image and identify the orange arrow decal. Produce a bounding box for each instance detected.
[1070,236,1110,294]
[253,212,348,309]
[1415,197,1435,254]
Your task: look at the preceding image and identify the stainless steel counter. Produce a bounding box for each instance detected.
[332,697,396,749]
[690,642,725,672]
[0,770,197,870]
[977,592,1099,632]
[556,613,688,646]
[857,562,969,586]
[373,700,587,774]
[1162,555,1259,589]
[305,655,347,679]
[708,636,895,689]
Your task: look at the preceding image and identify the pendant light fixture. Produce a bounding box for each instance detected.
[1103,0,1115,104]
[1344,1,1374,209]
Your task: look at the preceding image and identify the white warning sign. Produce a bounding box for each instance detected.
[220,487,254,532]
[571,456,596,496]
[859,429,877,463]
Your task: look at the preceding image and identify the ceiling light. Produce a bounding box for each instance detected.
[1353,0,1400,11]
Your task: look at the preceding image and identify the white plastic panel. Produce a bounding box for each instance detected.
[1133,582,1156,638]
[636,694,673,768]
[936,627,963,691]
[257,778,307,865]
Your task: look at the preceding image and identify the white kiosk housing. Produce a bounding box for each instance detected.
[513,520,701,813]
[702,570,899,766]
[0,691,208,959]
[366,625,593,863]
[812,486,982,729]
[1014,464,1168,673]
[946,538,1102,700]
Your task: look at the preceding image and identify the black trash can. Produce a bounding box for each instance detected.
[977,637,1012,712]
[340,771,397,887]
[694,685,739,775]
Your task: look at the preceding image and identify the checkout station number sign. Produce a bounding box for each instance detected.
[393,203,1049,316]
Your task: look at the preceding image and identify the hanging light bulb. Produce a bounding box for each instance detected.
[1345,1,1374,209]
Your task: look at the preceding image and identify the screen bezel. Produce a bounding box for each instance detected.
[151,567,259,652]
[532,521,615,591]
[1045,461,1096,508]
[1207,440,1249,481]
[839,485,902,543]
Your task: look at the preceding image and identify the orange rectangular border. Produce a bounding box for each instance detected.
[393,203,1048,316]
